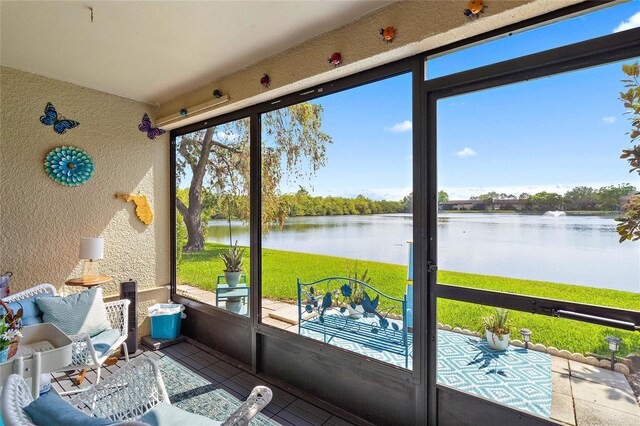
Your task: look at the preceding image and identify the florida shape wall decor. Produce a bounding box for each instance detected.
[115,192,153,225]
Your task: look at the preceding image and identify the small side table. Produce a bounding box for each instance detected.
[216,276,249,316]
[215,275,248,305]
[216,284,250,306]
[216,284,249,316]
[65,275,113,288]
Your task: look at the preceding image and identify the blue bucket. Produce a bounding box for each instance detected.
[149,304,184,340]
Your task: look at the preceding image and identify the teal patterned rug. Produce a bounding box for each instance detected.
[299,326,551,418]
[157,357,276,425]
[437,330,552,418]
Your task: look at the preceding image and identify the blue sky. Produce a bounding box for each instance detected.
[282,73,413,200]
[181,2,640,201]
[286,0,640,201]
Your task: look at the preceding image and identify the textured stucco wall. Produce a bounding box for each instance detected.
[0,0,586,336]
[157,0,582,128]
[0,67,170,337]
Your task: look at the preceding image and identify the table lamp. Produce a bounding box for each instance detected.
[79,237,104,277]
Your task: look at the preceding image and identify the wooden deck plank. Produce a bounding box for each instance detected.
[49,348,357,425]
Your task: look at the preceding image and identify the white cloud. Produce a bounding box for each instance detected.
[386,120,412,133]
[215,130,239,141]
[613,11,640,33]
[602,116,616,124]
[455,147,477,158]
[357,187,413,201]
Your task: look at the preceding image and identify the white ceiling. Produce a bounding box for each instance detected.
[0,1,392,105]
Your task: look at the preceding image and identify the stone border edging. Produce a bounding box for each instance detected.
[436,322,631,376]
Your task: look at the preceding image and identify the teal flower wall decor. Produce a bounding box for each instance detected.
[44,146,95,186]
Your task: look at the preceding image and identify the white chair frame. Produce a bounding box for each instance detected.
[2,357,273,426]
[3,283,130,393]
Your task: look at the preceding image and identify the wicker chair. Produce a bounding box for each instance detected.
[1,357,273,426]
[2,283,130,393]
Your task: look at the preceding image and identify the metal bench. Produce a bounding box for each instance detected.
[297,277,411,368]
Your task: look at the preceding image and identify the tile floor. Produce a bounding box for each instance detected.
[49,340,640,426]
[549,358,640,425]
[52,341,360,426]
[176,285,640,425]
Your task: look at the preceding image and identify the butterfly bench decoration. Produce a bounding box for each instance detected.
[297,276,412,368]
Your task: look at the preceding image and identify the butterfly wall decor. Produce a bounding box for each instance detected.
[40,102,80,134]
[138,113,166,140]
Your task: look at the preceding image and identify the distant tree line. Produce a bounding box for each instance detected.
[440,184,637,212]
[280,188,412,216]
[178,184,636,226]
[177,187,413,224]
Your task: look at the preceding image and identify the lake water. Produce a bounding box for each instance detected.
[206,213,640,293]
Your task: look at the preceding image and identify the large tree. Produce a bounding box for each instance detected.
[564,186,597,211]
[176,103,332,252]
[438,191,449,205]
[596,184,636,211]
[616,63,640,242]
[528,191,564,212]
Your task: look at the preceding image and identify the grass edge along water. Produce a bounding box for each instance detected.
[178,242,640,357]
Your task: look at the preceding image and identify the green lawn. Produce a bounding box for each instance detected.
[178,242,640,356]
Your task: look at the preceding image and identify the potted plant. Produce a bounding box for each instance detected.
[482,307,512,351]
[220,241,245,288]
[344,284,365,319]
[0,300,22,363]
[342,267,371,319]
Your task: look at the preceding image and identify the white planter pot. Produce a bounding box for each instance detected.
[485,329,510,351]
[346,304,364,319]
[225,299,243,314]
[224,271,242,287]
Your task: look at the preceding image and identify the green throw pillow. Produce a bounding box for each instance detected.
[35,287,111,336]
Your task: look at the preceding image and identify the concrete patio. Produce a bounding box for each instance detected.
[178,284,640,425]
[550,356,639,425]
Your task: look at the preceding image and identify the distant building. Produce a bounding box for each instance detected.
[441,200,485,210]
[491,199,527,211]
[441,199,527,211]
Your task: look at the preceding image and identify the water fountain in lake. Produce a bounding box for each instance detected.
[543,211,567,217]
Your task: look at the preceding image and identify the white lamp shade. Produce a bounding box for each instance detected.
[79,237,104,260]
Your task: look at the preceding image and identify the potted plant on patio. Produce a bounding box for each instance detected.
[220,240,245,288]
[482,307,512,351]
[344,283,365,319]
[342,266,371,319]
